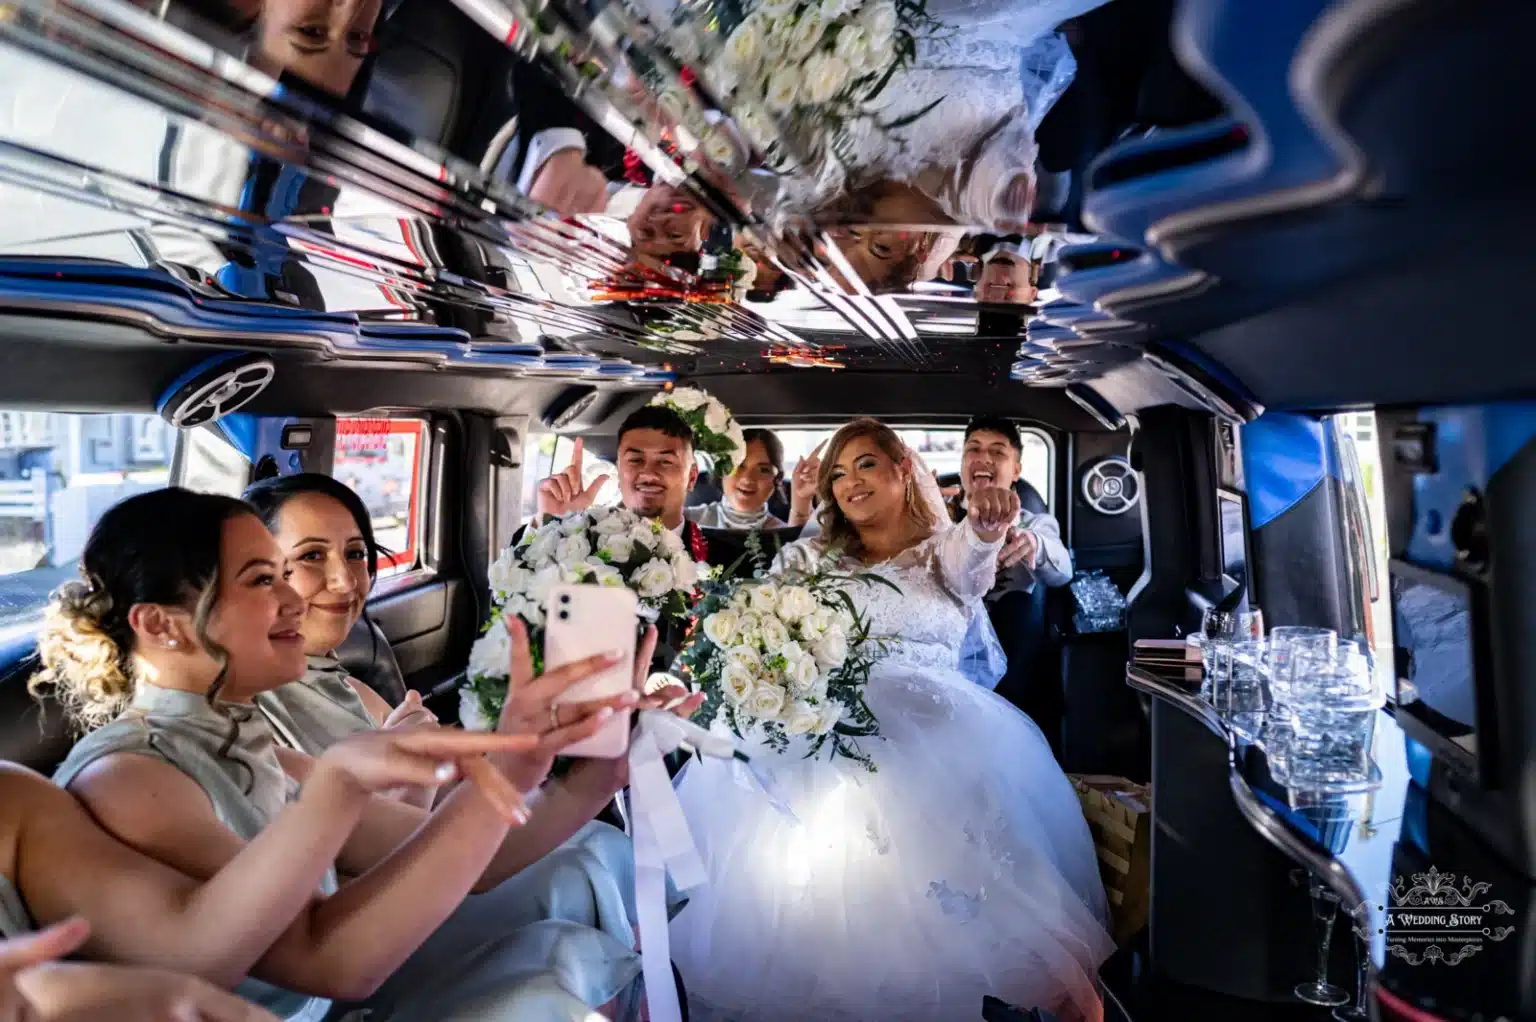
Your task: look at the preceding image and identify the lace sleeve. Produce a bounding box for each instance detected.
[770,536,824,577]
[936,519,1005,604]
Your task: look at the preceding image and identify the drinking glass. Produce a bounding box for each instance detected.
[1203,606,1265,643]
[1269,626,1337,706]
[1284,652,1381,790]
[1293,871,1350,1006]
[1332,902,1373,1021]
[1201,638,1233,706]
[1223,639,1269,740]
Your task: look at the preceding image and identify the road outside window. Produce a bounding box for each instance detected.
[0,410,173,642]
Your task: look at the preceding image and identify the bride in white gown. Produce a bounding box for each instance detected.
[669,418,1114,1022]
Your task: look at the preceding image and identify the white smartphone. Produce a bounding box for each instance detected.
[543,584,639,758]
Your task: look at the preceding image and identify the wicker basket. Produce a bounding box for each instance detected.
[1069,774,1151,944]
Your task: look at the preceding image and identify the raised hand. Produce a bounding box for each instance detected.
[488,616,642,792]
[998,526,1039,571]
[968,486,1021,542]
[2,919,281,1022]
[537,438,609,519]
[789,440,826,525]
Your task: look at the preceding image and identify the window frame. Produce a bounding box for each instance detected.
[762,422,1058,513]
[334,415,433,584]
[170,423,251,498]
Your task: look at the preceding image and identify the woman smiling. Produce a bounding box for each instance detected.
[686,429,789,532]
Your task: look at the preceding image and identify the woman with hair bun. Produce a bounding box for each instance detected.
[38,487,662,1021]
[0,497,550,1017]
[244,473,701,1020]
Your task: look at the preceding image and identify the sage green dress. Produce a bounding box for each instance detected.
[255,657,680,1021]
[53,686,334,1022]
[54,682,640,1021]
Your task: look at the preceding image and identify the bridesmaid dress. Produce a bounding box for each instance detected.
[54,682,646,1021]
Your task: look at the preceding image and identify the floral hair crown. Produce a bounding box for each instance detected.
[648,386,747,477]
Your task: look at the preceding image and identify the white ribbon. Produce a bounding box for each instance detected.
[625,711,710,1022]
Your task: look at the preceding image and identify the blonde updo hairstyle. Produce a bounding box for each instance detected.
[815,418,939,558]
[31,488,254,734]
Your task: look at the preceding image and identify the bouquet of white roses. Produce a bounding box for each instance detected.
[649,386,747,477]
[655,0,936,169]
[460,505,705,729]
[676,557,894,770]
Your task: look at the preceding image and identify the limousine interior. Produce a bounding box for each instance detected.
[2,0,1534,1018]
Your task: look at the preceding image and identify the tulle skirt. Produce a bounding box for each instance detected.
[669,663,1115,1022]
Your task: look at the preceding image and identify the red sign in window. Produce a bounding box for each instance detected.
[334,418,426,575]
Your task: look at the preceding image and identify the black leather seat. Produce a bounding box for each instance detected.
[0,634,72,775]
[0,616,406,774]
[334,616,408,708]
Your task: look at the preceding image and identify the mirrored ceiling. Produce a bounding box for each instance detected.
[0,0,1134,383]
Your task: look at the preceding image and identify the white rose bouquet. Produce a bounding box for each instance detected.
[675,554,895,770]
[648,386,747,477]
[460,505,706,728]
[653,0,937,171]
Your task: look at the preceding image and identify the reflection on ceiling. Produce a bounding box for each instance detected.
[0,0,1187,406]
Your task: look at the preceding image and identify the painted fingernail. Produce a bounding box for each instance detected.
[513,807,531,825]
[597,707,615,721]
[435,762,458,783]
[618,691,640,706]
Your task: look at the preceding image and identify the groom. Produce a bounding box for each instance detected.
[532,404,741,664]
[534,404,711,565]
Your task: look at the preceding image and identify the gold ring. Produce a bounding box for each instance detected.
[549,704,560,731]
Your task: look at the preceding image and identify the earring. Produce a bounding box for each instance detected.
[166,639,179,649]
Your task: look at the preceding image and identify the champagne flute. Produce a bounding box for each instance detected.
[1291,870,1350,1006]
[1332,902,1373,1020]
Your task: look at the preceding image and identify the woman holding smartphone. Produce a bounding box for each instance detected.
[242,473,701,1019]
[37,487,660,1021]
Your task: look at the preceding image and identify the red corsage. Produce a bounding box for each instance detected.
[686,521,710,565]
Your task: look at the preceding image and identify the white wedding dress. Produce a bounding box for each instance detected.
[669,517,1115,1022]
[784,0,1115,226]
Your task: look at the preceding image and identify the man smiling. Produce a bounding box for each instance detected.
[955,418,1071,587]
[536,405,704,551]
[953,417,1073,746]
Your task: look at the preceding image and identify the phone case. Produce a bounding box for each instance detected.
[543,584,639,758]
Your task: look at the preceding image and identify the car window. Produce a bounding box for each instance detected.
[775,427,1053,508]
[519,433,620,521]
[0,410,173,643]
[334,417,428,578]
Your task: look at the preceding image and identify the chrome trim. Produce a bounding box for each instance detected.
[1124,416,1154,606]
[1064,387,1123,432]
[1128,666,1375,916]
[1141,352,1251,424]
[1148,1,1376,248]
[1228,767,1370,914]
[1098,269,1214,311]
[1127,665,1225,738]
